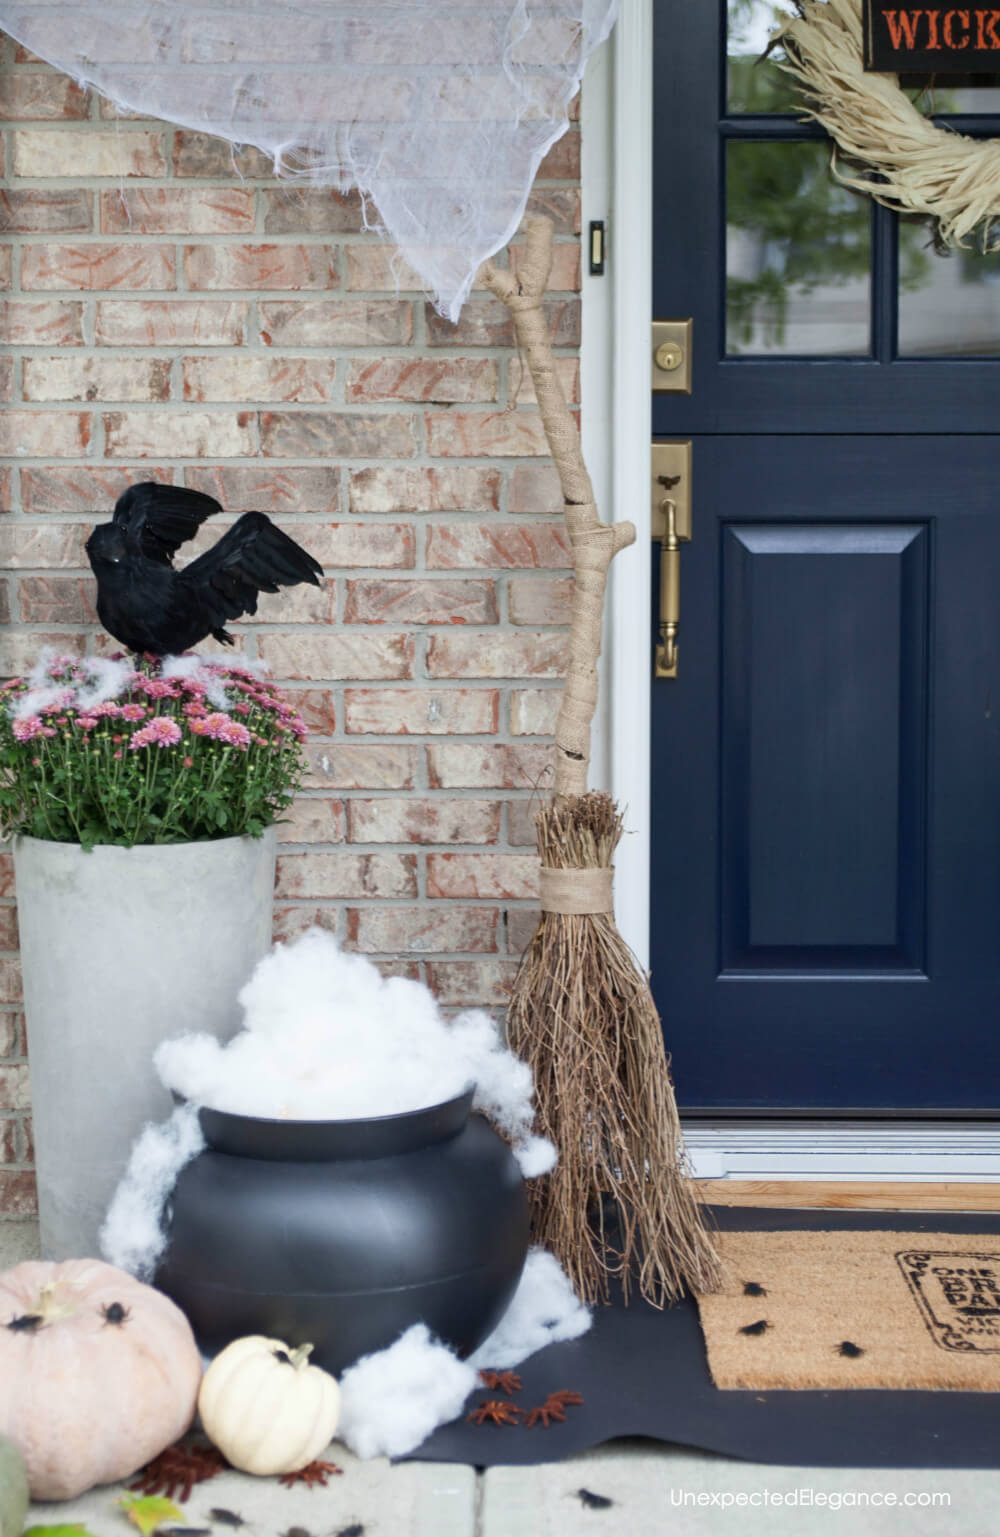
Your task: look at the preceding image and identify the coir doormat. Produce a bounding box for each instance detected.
[696,1229,1000,1391]
[410,1207,1000,1469]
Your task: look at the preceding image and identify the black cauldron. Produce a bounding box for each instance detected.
[155,1087,530,1373]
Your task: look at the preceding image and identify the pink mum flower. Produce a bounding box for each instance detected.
[129,717,183,751]
[12,716,44,742]
[217,718,252,749]
[183,756,194,768]
[183,702,207,718]
[200,712,234,739]
[74,716,99,731]
[120,703,147,722]
[91,701,121,718]
[139,678,178,699]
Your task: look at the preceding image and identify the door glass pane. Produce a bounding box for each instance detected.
[727,0,799,112]
[902,77,1000,113]
[726,142,872,356]
[898,221,1000,355]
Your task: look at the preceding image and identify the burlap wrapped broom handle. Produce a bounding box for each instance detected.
[479,218,635,800]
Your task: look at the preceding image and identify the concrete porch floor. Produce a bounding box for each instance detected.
[4,1219,999,1537]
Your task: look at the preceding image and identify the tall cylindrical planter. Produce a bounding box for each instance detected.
[12,829,276,1260]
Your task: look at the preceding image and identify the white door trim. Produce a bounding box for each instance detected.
[579,3,1000,1180]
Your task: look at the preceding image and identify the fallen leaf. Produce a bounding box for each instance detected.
[117,1495,187,1536]
[24,1527,100,1537]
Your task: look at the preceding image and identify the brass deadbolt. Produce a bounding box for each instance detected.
[654,340,685,372]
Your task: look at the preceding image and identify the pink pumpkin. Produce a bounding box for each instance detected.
[0,1258,202,1500]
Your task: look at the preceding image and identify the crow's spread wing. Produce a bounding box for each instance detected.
[113,481,223,566]
[179,512,323,630]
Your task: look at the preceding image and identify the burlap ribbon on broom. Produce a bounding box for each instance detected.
[539,866,614,915]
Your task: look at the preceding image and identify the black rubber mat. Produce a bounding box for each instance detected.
[410,1206,1000,1468]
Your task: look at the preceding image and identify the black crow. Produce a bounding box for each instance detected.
[85,482,324,655]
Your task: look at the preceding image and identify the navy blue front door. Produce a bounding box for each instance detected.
[650,2,1000,1113]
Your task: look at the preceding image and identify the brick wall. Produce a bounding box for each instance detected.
[0,33,581,1218]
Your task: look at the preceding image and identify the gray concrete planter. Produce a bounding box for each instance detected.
[12,828,276,1259]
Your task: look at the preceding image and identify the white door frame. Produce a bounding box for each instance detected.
[579,2,1000,1181]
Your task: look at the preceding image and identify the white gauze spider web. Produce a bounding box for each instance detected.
[0,0,617,319]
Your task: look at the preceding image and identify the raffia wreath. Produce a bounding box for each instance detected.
[773,0,1000,249]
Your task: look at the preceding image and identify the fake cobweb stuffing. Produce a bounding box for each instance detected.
[0,0,618,321]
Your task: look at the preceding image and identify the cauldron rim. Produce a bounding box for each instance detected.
[179,1083,478,1160]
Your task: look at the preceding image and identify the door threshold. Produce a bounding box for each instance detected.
[682,1119,1000,1188]
[696,1179,1000,1211]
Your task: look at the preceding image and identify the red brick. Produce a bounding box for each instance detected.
[104,411,256,458]
[19,1117,34,1165]
[508,576,573,625]
[1,633,86,676]
[347,798,500,845]
[18,577,97,624]
[275,853,417,900]
[96,300,248,346]
[20,466,175,514]
[183,358,337,404]
[0,300,85,347]
[509,464,562,513]
[263,187,365,233]
[251,581,336,625]
[306,744,417,789]
[0,1172,37,1216]
[0,413,91,458]
[536,132,581,180]
[22,243,175,291]
[514,356,579,406]
[506,906,541,953]
[426,744,554,789]
[347,907,499,954]
[185,467,340,513]
[426,523,570,569]
[280,689,337,732]
[0,523,88,568]
[259,633,413,681]
[426,297,579,348]
[13,129,165,177]
[524,187,580,235]
[0,358,11,404]
[508,799,542,847]
[261,412,417,459]
[344,689,498,736]
[184,245,337,290]
[344,578,497,625]
[22,356,171,403]
[0,1120,17,1165]
[0,1062,28,1106]
[276,797,345,844]
[510,688,561,736]
[260,300,413,347]
[427,854,539,900]
[0,189,92,233]
[101,188,256,234]
[273,906,340,943]
[427,633,567,679]
[286,523,414,569]
[0,860,13,900]
[425,960,517,1005]
[346,358,497,404]
[426,410,550,458]
[344,245,426,292]
[0,1012,16,1056]
[0,249,9,290]
[0,73,90,119]
[173,131,275,178]
[0,909,16,953]
[349,466,500,515]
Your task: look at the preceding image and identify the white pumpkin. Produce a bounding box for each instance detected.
[199,1336,340,1476]
[0,1259,202,1501]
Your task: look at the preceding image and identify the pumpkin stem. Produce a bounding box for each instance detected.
[289,1344,315,1370]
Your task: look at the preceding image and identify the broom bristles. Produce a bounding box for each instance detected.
[507,791,723,1306]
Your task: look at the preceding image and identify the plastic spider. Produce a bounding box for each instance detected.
[277,1460,343,1489]
[466,1399,524,1426]
[523,1390,584,1428]
[479,1369,522,1395]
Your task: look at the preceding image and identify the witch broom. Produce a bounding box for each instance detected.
[480,217,722,1306]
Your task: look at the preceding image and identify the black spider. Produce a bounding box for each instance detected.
[100,1301,131,1326]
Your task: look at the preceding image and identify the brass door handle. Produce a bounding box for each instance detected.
[655,496,681,679]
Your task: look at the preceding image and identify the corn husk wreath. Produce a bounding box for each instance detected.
[479,218,722,1307]
[774,0,1000,249]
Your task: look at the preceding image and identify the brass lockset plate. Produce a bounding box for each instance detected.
[651,319,693,394]
[650,441,691,542]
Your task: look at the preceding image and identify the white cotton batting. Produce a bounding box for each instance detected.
[333,1248,591,1458]
[469,1247,592,1370]
[337,1325,478,1461]
[72,655,136,712]
[154,929,555,1180]
[161,651,270,708]
[99,1102,204,1281]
